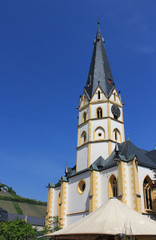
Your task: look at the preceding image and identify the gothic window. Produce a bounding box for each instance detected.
[114,92,116,101]
[98,90,101,99]
[97,107,103,118]
[115,131,117,141]
[113,128,121,142]
[143,176,153,210]
[108,175,117,198]
[80,131,87,145]
[83,96,86,104]
[94,127,105,140]
[82,112,87,123]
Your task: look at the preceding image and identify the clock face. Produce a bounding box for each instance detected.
[111,104,121,119]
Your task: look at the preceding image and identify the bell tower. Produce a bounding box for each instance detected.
[76,24,125,172]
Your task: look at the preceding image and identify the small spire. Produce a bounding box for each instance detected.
[128,134,130,140]
[97,14,100,25]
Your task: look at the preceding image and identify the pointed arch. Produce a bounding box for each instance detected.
[143,175,153,211]
[113,92,116,101]
[98,90,101,99]
[113,128,121,142]
[82,111,87,123]
[80,131,87,145]
[83,95,86,104]
[94,126,105,140]
[97,107,103,118]
[108,174,117,198]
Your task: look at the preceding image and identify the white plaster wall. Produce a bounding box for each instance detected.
[67,171,90,214]
[90,142,109,164]
[91,119,108,140]
[52,187,61,217]
[111,142,116,153]
[138,166,154,212]
[91,87,107,101]
[77,145,88,172]
[99,167,118,206]
[91,102,107,119]
[67,212,89,226]
[78,123,88,146]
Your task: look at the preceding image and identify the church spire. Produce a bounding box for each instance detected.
[85,25,114,98]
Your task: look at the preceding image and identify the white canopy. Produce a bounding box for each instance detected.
[47,198,156,239]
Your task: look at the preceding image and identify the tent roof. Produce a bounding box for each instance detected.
[47,198,156,239]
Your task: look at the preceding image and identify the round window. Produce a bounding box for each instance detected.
[77,180,86,194]
[98,133,102,137]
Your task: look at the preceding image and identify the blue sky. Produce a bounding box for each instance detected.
[0,0,155,202]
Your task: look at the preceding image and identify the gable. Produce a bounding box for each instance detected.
[109,88,122,105]
[79,91,89,109]
[90,86,107,103]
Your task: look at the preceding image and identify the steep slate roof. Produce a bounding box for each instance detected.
[118,140,156,168]
[85,24,115,99]
[91,151,117,171]
[91,140,156,171]
[53,141,156,184]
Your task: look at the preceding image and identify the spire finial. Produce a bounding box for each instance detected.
[97,14,100,25]
[128,134,130,140]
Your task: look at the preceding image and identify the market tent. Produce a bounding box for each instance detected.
[46,198,156,239]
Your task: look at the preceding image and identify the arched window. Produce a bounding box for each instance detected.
[113,128,121,142]
[83,96,86,104]
[94,127,105,140]
[80,131,87,145]
[97,107,103,118]
[82,112,87,123]
[108,175,117,198]
[114,92,116,101]
[98,90,101,99]
[143,176,153,210]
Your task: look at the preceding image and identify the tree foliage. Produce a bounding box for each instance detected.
[38,216,62,239]
[0,218,37,240]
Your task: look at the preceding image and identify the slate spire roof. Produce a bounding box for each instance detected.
[85,24,115,99]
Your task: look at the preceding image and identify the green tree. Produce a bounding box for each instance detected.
[0,218,37,240]
[38,216,62,239]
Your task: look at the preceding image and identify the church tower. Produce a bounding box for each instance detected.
[76,24,125,172]
[47,24,156,228]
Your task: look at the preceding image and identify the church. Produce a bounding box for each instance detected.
[46,24,156,228]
